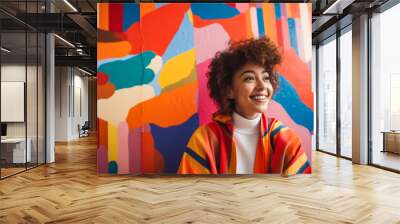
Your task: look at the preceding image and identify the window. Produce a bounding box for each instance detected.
[317,36,337,154]
[339,28,352,158]
[371,3,400,171]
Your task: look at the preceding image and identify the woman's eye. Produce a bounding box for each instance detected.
[244,76,254,81]
[263,76,270,81]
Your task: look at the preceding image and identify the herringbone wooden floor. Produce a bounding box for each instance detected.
[1,136,400,223]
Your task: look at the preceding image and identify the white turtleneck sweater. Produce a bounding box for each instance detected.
[232,112,261,174]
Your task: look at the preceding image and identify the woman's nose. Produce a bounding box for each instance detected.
[256,77,266,90]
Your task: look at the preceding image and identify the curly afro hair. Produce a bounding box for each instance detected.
[206,37,282,115]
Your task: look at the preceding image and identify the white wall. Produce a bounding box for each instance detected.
[55,67,69,141]
[1,63,45,164]
[54,67,89,141]
[1,65,37,138]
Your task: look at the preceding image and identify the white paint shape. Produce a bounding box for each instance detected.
[98,85,155,126]
[146,55,163,74]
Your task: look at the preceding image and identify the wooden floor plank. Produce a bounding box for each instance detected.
[0,135,400,223]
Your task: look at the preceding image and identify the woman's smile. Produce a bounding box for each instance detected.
[229,63,274,119]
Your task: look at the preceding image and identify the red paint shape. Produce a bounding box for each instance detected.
[277,49,313,110]
[109,3,123,32]
[141,128,164,173]
[97,82,115,100]
[122,23,142,54]
[97,72,109,85]
[129,127,142,174]
[125,3,190,55]
[276,19,284,49]
[98,118,108,148]
[290,4,300,18]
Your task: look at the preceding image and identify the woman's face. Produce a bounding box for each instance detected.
[228,63,274,119]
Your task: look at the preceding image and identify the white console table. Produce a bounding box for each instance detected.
[1,138,31,163]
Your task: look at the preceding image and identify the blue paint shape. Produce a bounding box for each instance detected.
[272,75,313,132]
[108,161,118,174]
[162,12,194,62]
[191,3,240,20]
[156,3,169,8]
[98,51,156,90]
[257,8,265,37]
[150,114,199,173]
[123,3,140,31]
[274,3,281,20]
[97,54,137,67]
[149,77,161,96]
[288,18,299,55]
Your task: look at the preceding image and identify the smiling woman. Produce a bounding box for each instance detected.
[178,37,311,175]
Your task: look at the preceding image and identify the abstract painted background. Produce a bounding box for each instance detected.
[97,3,313,174]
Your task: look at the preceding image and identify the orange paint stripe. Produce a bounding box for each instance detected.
[97,41,132,61]
[290,3,300,18]
[285,3,292,18]
[140,3,156,18]
[127,81,198,130]
[98,3,109,31]
[262,4,277,46]
[245,9,253,38]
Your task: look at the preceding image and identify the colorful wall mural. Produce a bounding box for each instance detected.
[97,3,313,174]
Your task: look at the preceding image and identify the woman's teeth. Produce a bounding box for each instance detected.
[251,95,266,100]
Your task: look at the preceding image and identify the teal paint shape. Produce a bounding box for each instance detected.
[108,161,118,174]
[98,51,156,90]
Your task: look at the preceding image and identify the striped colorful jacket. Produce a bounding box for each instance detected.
[178,113,311,175]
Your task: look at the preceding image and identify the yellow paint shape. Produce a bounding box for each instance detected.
[108,122,118,162]
[188,10,194,24]
[158,49,195,89]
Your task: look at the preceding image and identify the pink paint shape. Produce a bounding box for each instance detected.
[193,24,230,64]
[196,58,219,126]
[250,7,259,39]
[268,100,312,163]
[280,4,287,18]
[295,19,305,61]
[129,126,142,174]
[118,122,130,174]
[236,3,250,13]
[97,145,108,174]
